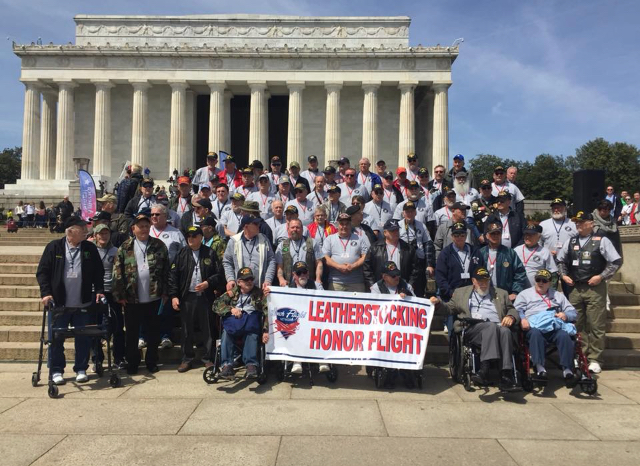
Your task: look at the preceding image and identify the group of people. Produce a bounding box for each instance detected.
[35,151,624,391]
[7,197,75,231]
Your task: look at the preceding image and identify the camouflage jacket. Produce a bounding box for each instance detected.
[112,236,170,304]
[213,285,268,330]
[203,234,226,262]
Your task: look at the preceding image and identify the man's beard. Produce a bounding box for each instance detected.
[454,180,470,196]
[298,277,308,287]
[552,212,566,221]
[475,287,490,297]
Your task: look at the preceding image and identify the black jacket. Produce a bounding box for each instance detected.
[486,210,526,247]
[363,239,419,290]
[168,244,225,304]
[56,200,74,220]
[124,194,156,220]
[435,242,476,302]
[116,173,143,213]
[36,238,104,306]
[287,175,311,193]
[357,223,378,248]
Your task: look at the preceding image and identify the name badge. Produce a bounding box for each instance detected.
[503,234,510,240]
[139,262,150,272]
[66,270,78,279]
[556,242,563,250]
[461,272,470,279]
[471,312,482,320]
[340,252,350,258]
[572,260,579,266]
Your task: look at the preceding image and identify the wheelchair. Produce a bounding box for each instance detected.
[275,360,338,386]
[448,317,522,392]
[518,330,598,395]
[32,301,121,398]
[366,366,424,390]
[203,313,268,385]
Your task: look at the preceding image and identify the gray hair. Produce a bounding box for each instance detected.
[314,205,328,216]
[150,203,168,214]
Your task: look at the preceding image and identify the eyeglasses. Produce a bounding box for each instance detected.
[434,170,444,174]
[272,163,281,167]
[452,233,466,238]
[294,270,309,276]
[344,174,355,178]
[150,213,162,217]
[535,278,549,284]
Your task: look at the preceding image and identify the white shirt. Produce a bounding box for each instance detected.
[513,243,558,287]
[539,217,577,254]
[247,191,276,219]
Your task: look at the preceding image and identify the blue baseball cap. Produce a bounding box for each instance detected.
[453,154,464,161]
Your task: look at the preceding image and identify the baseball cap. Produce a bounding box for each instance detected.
[132,208,151,225]
[445,190,457,198]
[178,176,191,185]
[200,216,217,227]
[523,223,543,234]
[372,184,383,193]
[97,193,117,203]
[376,160,386,166]
[279,175,291,185]
[258,174,270,181]
[338,157,350,165]
[239,215,261,230]
[192,197,212,210]
[270,156,281,164]
[285,205,299,215]
[327,185,341,194]
[451,222,467,234]
[231,192,245,202]
[293,261,309,274]
[485,222,502,234]
[64,216,87,229]
[418,167,429,176]
[454,170,468,179]
[323,166,336,174]
[535,269,552,281]
[451,201,470,211]
[241,167,254,175]
[186,226,203,237]
[337,212,351,222]
[494,166,505,173]
[408,180,419,189]
[396,167,407,175]
[382,261,401,277]
[141,178,154,188]
[206,152,218,159]
[251,160,264,170]
[480,179,491,188]
[345,205,360,216]
[496,191,512,200]
[473,268,491,280]
[572,211,593,222]
[550,198,566,207]
[407,153,418,162]
[93,224,111,234]
[237,267,254,280]
[91,211,112,222]
[308,155,318,163]
[383,171,394,179]
[453,154,464,161]
[224,155,235,164]
[289,161,301,169]
[403,201,416,211]
[294,183,307,192]
[199,183,211,191]
[383,219,400,231]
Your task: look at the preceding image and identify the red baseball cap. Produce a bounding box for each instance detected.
[177,176,191,185]
[396,167,407,175]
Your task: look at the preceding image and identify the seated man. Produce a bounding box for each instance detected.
[433,268,520,391]
[514,269,577,383]
[370,261,415,296]
[214,267,269,379]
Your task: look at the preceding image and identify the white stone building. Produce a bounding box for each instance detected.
[9,14,458,195]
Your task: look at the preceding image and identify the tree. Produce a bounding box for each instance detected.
[467,153,504,184]
[522,154,572,201]
[0,147,21,188]
[574,138,640,193]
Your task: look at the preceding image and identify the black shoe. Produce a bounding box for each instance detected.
[499,371,521,392]
[220,364,234,380]
[126,367,138,375]
[564,372,579,388]
[471,361,491,386]
[533,371,548,383]
[146,365,160,374]
[246,364,258,379]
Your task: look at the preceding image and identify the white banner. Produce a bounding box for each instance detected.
[266,288,435,370]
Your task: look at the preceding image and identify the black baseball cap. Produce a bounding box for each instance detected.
[293,261,309,274]
[132,208,151,225]
[186,226,203,237]
[523,223,543,234]
[338,157,350,165]
[239,215,261,230]
[451,201,470,211]
[327,185,341,194]
[200,216,217,227]
[550,198,566,207]
[384,219,400,231]
[376,160,386,166]
[193,197,213,211]
[92,211,111,222]
[383,171,394,180]
[251,160,264,170]
[224,155,235,164]
[308,155,318,163]
[496,191,512,200]
[141,178,154,188]
[285,205,299,215]
[237,267,254,280]
[345,205,360,216]
[64,216,87,229]
[382,261,401,277]
[403,201,416,211]
[572,211,594,222]
[323,166,336,174]
[473,268,491,280]
[451,222,467,234]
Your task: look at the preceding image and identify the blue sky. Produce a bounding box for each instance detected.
[1,0,638,164]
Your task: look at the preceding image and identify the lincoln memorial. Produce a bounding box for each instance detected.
[9,14,458,194]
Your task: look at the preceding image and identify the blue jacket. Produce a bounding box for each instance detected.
[471,245,529,295]
[528,312,577,336]
[435,243,475,301]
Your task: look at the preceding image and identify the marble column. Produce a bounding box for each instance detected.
[287,82,305,167]
[92,80,115,178]
[130,81,151,169]
[55,80,77,180]
[224,90,233,155]
[207,81,226,153]
[324,82,342,164]
[263,90,271,161]
[169,81,188,176]
[248,81,268,166]
[21,80,41,180]
[398,82,417,168]
[39,90,57,180]
[186,89,196,169]
[361,82,380,164]
[432,82,451,171]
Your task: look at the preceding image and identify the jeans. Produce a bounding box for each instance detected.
[124,300,161,369]
[526,328,574,369]
[48,308,92,374]
[221,330,258,367]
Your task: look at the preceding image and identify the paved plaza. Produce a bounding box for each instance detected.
[0,362,639,466]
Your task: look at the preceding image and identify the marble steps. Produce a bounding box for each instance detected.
[0,274,39,286]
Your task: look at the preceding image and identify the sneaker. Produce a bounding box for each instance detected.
[246,364,258,379]
[318,364,330,373]
[52,373,66,385]
[291,362,303,374]
[220,364,234,380]
[160,338,173,349]
[138,338,147,349]
[76,371,89,383]
[588,362,602,374]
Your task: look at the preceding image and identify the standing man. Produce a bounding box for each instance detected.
[192,152,221,192]
[322,212,370,292]
[434,202,475,256]
[288,161,312,193]
[275,218,323,287]
[506,166,518,183]
[180,196,213,235]
[168,176,193,219]
[211,183,232,223]
[323,185,347,226]
[471,179,497,241]
[357,157,382,193]
[604,186,623,222]
[274,205,310,246]
[539,198,577,257]
[234,167,258,198]
[247,174,276,219]
[364,219,419,290]
[364,183,393,234]
[217,155,242,189]
[452,171,480,210]
[323,165,338,189]
[124,178,156,221]
[335,157,351,184]
[492,166,525,215]
[557,211,622,373]
[57,195,75,223]
[36,217,105,385]
[169,226,224,372]
[218,193,245,239]
[200,216,226,261]
[265,200,286,240]
[375,160,387,178]
[381,171,404,212]
[446,154,476,189]
[434,190,458,227]
[338,167,369,205]
[97,193,129,243]
[486,191,526,248]
[513,224,558,287]
[406,153,420,182]
[307,175,328,209]
[417,167,431,199]
[393,181,435,231]
[435,222,475,304]
[150,203,185,265]
[301,155,321,187]
[394,167,410,200]
[275,175,295,204]
[112,210,170,375]
[286,183,314,226]
[267,156,285,193]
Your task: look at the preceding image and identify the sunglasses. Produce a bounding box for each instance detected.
[481,186,491,190]
[418,174,428,178]
[294,270,309,276]
[150,213,163,217]
[434,171,444,174]
[535,278,549,284]
[272,163,281,167]
[344,174,355,178]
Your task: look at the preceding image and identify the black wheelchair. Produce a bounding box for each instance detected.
[366,366,424,389]
[203,313,268,385]
[448,317,522,392]
[275,360,338,386]
[518,331,598,395]
[32,301,121,398]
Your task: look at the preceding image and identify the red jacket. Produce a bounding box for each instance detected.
[307,221,337,239]
[218,169,242,188]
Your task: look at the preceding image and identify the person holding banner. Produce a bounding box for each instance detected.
[370,261,415,296]
[322,212,370,292]
[275,219,323,287]
[432,268,520,391]
[364,219,419,291]
[214,267,269,379]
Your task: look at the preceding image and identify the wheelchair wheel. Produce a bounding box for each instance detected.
[462,372,472,392]
[257,371,268,385]
[31,372,39,387]
[47,383,59,398]
[580,380,598,395]
[95,364,104,378]
[109,373,121,388]
[326,365,338,383]
[448,335,460,381]
[203,366,219,385]
[521,376,534,393]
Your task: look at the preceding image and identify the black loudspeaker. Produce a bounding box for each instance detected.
[573,170,605,214]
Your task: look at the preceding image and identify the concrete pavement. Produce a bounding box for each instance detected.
[0,363,639,465]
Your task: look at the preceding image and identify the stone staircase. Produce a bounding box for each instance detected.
[1,228,640,368]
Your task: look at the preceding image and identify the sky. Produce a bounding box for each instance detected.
[1,0,638,164]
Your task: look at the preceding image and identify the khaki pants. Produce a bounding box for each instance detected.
[328,282,366,293]
[568,281,607,364]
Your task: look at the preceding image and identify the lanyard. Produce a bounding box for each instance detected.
[521,245,538,266]
[384,189,393,203]
[280,193,290,203]
[98,248,110,263]
[192,250,200,277]
[330,203,339,222]
[139,196,152,209]
[135,239,149,263]
[346,185,355,197]
[536,291,553,309]
[386,242,398,261]
[151,226,164,238]
[576,234,594,253]
[260,193,270,209]
[243,237,257,257]
[338,236,350,253]
[238,295,251,310]
[404,220,414,241]
[373,202,383,221]
[359,173,370,185]
[552,218,566,241]
[471,291,486,310]
[445,206,451,220]
[487,249,498,270]
[67,246,80,270]
[314,191,324,204]
[217,199,228,218]
[455,245,469,270]
[179,197,189,213]
[297,200,307,214]
[272,173,280,185]
[226,170,235,185]
[291,239,303,259]
[501,214,510,233]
